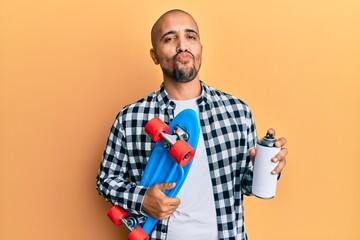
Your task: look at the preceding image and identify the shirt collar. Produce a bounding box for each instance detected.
[197,81,213,107]
[157,84,174,111]
[156,81,213,111]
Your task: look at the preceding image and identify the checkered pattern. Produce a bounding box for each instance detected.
[96,81,257,240]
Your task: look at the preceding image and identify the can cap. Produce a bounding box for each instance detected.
[257,133,276,147]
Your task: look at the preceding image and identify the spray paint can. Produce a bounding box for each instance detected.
[252,133,281,199]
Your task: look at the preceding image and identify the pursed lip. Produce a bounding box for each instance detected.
[175,52,193,63]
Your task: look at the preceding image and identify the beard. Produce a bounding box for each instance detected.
[161,52,200,83]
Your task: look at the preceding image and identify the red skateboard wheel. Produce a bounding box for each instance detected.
[144,118,170,142]
[107,206,129,226]
[169,140,196,166]
[128,226,150,240]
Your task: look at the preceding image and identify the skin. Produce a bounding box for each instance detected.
[142,10,288,220]
[150,10,202,100]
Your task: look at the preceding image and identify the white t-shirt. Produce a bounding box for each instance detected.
[166,98,218,240]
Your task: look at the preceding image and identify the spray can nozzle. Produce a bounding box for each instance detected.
[258,133,276,147]
[265,133,274,139]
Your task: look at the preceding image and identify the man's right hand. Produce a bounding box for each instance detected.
[141,182,180,220]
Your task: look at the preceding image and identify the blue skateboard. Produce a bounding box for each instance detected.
[107,109,201,240]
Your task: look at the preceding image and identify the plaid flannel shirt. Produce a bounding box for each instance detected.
[96,81,257,240]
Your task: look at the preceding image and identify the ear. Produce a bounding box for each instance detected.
[150,48,159,65]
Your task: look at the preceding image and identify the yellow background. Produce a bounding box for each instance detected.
[1,1,359,239]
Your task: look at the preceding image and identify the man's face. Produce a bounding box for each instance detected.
[151,12,203,83]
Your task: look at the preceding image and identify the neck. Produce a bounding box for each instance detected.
[163,78,202,100]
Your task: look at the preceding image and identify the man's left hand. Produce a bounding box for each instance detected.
[249,128,288,175]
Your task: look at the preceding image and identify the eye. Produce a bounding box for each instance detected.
[187,35,197,40]
[164,37,175,43]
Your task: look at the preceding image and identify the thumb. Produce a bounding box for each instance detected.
[249,148,256,164]
[155,182,176,191]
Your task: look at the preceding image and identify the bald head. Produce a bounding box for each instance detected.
[151,9,199,48]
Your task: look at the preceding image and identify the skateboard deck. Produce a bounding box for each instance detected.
[107,109,201,240]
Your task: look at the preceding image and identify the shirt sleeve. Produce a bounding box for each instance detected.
[241,107,257,195]
[96,114,148,214]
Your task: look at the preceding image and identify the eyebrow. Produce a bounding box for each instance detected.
[160,28,199,41]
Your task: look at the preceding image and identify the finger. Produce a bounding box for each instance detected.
[272,157,286,174]
[142,188,180,220]
[151,204,178,220]
[158,197,181,219]
[166,196,181,207]
[156,182,176,191]
[272,147,288,163]
[274,137,287,148]
[155,184,180,207]
[267,128,276,136]
[249,148,256,161]
[158,207,179,220]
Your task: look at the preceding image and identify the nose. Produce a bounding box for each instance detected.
[176,36,188,52]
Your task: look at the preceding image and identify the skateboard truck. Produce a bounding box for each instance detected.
[162,126,192,161]
[107,206,150,240]
[121,214,147,232]
[145,118,195,166]
[162,125,189,150]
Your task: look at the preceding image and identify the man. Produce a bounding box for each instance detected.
[97,9,288,239]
